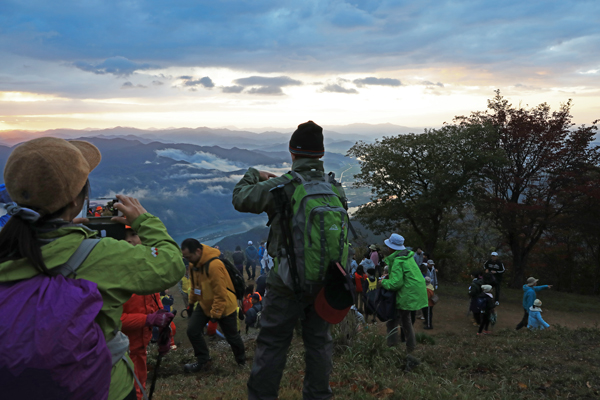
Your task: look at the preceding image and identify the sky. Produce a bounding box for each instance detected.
[1,0,599,132]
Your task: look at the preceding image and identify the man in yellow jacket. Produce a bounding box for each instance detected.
[181,238,246,372]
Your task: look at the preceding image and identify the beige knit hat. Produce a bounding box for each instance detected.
[4,137,101,215]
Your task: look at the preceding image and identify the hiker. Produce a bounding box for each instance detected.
[181,239,246,372]
[0,137,185,400]
[255,270,268,298]
[363,268,378,323]
[468,271,484,325]
[349,253,359,275]
[262,242,274,274]
[232,245,245,277]
[233,120,351,400]
[423,276,435,329]
[242,285,262,315]
[426,259,438,289]
[368,244,379,271]
[381,233,428,368]
[0,183,12,228]
[413,247,424,267]
[245,293,263,332]
[528,299,550,330]
[354,264,367,313]
[258,241,266,274]
[121,227,175,400]
[483,252,505,305]
[177,263,191,308]
[214,245,226,261]
[477,285,496,335]
[245,241,259,280]
[516,277,552,330]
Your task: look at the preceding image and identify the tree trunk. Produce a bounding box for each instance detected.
[510,242,527,288]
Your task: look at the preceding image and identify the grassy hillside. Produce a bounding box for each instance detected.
[148,284,600,399]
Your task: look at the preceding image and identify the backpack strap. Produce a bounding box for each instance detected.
[204,257,237,297]
[52,238,101,278]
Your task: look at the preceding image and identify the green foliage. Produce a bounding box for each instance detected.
[348,123,502,257]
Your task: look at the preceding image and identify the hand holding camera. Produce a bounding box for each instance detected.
[111,195,148,226]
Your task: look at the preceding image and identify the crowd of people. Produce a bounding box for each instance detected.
[0,122,556,400]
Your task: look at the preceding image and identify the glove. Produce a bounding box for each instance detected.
[146,309,174,328]
[157,324,172,356]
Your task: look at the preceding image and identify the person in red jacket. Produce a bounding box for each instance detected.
[354,265,367,313]
[121,228,173,400]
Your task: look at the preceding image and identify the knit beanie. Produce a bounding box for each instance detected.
[289,121,324,158]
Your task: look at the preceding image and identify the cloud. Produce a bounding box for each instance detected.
[72,56,158,76]
[156,148,243,172]
[421,81,444,87]
[228,75,302,95]
[246,86,283,95]
[152,80,164,86]
[183,76,214,88]
[222,85,244,93]
[353,77,401,87]
[121,81,147,89]
[200,185,228,196]
[188,175,243,185]
[234,76,303,87]
[319,83,358,94]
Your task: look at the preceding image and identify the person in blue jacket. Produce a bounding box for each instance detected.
[245,241,259,280]
[0,184,11,228]
[516,277,552,330]
[528,299,550,330]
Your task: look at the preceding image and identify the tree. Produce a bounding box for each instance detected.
[347,124,501,257]
[456,90,600,287]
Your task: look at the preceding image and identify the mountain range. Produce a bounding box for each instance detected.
[0,132,371,242]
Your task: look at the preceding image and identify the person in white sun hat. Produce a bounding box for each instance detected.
[381,233,428,371]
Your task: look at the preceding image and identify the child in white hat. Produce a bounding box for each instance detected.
[527,299,550,330]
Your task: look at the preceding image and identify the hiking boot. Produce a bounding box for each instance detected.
[483,330,493,335]
[183,360,211,373]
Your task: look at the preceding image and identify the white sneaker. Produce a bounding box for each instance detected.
[495,301,500,306]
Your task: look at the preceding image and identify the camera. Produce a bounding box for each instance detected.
[77,198,127,240]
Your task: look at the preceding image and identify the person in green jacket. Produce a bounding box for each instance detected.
[381,233,428,365]
[0,137,185,400]
[232,121,343,400]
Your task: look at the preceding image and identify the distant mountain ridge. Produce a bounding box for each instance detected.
[0,123,421,152]
[0,135,362,239]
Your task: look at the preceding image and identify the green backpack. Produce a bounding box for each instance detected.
[272,171,350,294]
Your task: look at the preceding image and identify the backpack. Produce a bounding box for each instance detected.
[468,281,482,297]
[373,286,397,322]
[273,171,349,291]
[0,239,112,400]
[476,296,488,314]
[205,257,245,300]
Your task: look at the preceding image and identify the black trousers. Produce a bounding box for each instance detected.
[478,313,490,333]
[516,310,529,330]
[400,310,416,341]
[422,306,433,328]
[187,307,246,364]
[494,275,503,302]
[246,260,256,279]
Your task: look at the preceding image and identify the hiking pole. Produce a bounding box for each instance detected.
[148,317,174,400]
